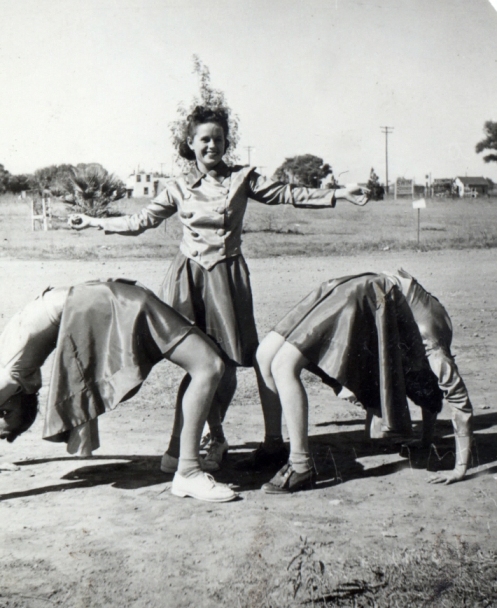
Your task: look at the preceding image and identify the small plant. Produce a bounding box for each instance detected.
[286,536,329,604]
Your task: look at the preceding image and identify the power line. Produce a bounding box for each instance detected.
[380,127,394,194]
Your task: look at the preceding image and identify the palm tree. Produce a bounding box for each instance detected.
[62,164,126,217]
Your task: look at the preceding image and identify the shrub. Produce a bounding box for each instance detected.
[61,164,126,217]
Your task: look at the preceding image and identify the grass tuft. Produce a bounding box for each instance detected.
[263,538,497,607]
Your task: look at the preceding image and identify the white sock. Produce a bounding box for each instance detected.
[177,458,202,478]
[289,451,312,474]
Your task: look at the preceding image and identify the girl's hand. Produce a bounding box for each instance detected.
[68,214,96,230]
[335,185,371,206]
[427,464,467,485]
[427,433,471,485]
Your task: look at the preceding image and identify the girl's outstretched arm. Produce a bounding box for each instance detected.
[248,169,370,208]
[68,186,178,235]
[333,185,370,206]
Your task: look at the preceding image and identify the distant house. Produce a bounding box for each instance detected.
[125,172,170,198]
[453,176,490,198]
[432,178,454,197]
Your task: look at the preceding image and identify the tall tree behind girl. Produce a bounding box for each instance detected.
[69,106,370,471]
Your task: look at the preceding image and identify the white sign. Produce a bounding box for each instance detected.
[396,178,414,197]
[412,198,426,209]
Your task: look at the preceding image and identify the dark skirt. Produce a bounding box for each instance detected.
[273,273,420,434]
[43,280,195,442]
[159,253,259,367]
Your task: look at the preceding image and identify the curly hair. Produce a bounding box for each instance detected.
[178,105,231,161]
[3,393,39,443]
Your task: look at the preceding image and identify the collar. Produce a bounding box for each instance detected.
[184,161,231,187]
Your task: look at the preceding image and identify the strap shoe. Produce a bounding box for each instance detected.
[262,463,315,494]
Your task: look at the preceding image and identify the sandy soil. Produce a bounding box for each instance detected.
[1,250,496,607]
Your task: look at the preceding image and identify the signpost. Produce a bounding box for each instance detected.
[412,198,426,245]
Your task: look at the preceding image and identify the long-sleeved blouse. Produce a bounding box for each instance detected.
[393,271,472,436]
[99,163,336,270]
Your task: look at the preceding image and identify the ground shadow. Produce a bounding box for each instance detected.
[0,455,170,502]
[1,412,495,500]
[226,413,497,492]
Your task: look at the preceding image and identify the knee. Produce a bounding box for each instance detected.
[190,350,225,385]
[208,355,225,383]
[270,349,289,383]
[255,342,275,378]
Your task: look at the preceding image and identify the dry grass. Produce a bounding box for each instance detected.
[1,193,497,260]
[243,536,497,607]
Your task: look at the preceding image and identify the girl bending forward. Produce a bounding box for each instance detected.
[253,270,473,493]
[0,279,237,502]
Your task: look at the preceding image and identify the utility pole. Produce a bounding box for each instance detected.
[244,146,255,165]
[380,127,394,195]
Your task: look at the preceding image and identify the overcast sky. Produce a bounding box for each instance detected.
[1,0,497,184]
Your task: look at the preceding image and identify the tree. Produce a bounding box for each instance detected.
[475,121,497,163]
[170,55,240,171]
[61,164,126,217]
[273,154,332,188]
[30,164,75,197]
[366,167,385,201]
[8,174,31,194]
[0,164,11,194]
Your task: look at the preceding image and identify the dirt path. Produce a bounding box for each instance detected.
[1,250,496,607]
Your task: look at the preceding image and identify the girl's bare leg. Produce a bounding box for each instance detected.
[271,341,312,471]
[234,332,288,470]
[254,332,286,438]
[166,331,224,471]
[166,374,190,456]
[166,355,234,466]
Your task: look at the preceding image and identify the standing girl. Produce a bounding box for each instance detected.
[69,105,370,471]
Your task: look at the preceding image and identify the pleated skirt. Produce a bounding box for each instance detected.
[159,253,259,366]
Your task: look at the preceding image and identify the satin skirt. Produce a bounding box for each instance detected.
[159,253,258,367]
[273,273,443,434]
[43,280,194,442]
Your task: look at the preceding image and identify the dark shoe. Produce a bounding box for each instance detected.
[234,443,289,471]
[202,439,229,472]
[262,463,316,494]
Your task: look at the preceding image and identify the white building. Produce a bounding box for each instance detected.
[125,172,169,198]
[453,176,490,198]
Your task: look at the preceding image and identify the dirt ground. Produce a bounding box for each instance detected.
[1,250,496,607]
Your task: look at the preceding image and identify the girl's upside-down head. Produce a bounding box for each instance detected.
[0,392,38,443]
